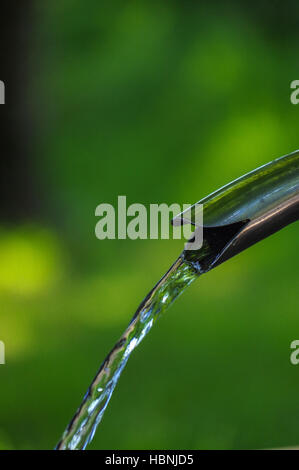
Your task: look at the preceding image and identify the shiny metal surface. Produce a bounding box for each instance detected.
[174,150,299,272]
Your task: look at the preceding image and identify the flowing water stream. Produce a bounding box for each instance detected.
[56,255,200,450]
[56,150,299,450]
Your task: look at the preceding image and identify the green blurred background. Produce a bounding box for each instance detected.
[0,0,298,450]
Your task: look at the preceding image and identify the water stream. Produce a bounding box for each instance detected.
[56,256,199,450]
[56,150,299,449]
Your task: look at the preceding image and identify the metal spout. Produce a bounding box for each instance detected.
[172,150,299,272]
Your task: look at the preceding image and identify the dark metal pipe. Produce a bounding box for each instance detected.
[172,150,299,272]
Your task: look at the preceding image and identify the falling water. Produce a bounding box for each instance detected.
[56,255,199,450]
[55,149,299,449]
